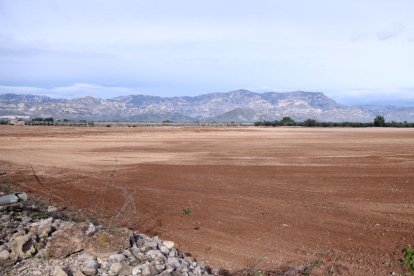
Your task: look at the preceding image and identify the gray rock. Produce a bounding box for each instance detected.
[184,257,194,265]
[141,263,151,276]
[109,262,122,275]
[0,249,9,261]
[36,248,45,258]
[48,206,58,212]
[149,264,159,274]
[122,249,132,258]
[108,253,125,263]
[81,260,99,276]
[146,249,163,259]
[53,266,68,276]
[160,245,170,255]
[77,253,96,262]
[155,264,166,272]
[99,260,110,270]
[165,264,174,273]
[169,248,177,257]
[131,266,141,276]
[144,241,158,249]
[85,223,96,237]
[21,216,32,224]
[193,266,202,276]
[167,257,181,269]
[132,252,145,262]
[118,264,133,275]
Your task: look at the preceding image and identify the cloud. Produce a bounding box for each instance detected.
[376,24,405,41]
[350,32,369,42]
[327,88,414,106]
[0,83,140,99]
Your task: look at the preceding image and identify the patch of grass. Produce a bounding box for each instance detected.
[401,246,414,275]
[182,208,192,215]
[29,211,50,220]
[303,254,324,275]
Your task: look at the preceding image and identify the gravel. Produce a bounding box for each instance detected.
[0,203,213,276]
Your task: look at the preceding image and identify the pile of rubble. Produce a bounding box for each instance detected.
[0,202,213,276]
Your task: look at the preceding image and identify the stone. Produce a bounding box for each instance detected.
[99,260,110,270]
[47,206,58,212]
[77,253,96,262]
[132,266,141,276]
[146,249,165,263]
[163,240,175,249]
[36,218,53,238]
[0,250,10,261]
[36,248,45,258]
[133,252,145,262]
[10,229,27,240]
[149,264,159,274]
[139,245,150,253]
[144,241,158,249]
[130,246,140,257]
[21,216,32,224]
[85,228,132,257]
[155,264,166,272]
[165,264,174,273]
[53,266,68,276]
[108,253,126,263]
[81,260,99,276]
[167,257,181,269]
[169,248,177,257]
[44,222,86,258]
[85,223,96,237]
[122,249,132,258]
[193,266,202,276]
[71,270,85,276]
[118,264,133,275]
[160,245,170,255]
[9,233,36,258]
[141,263,151,276]
[109,263,122,275]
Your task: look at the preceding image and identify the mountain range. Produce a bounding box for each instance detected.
[1,90,414,122]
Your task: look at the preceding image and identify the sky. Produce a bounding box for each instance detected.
[1,0,414,105]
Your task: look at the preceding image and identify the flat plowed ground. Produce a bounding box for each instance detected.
[1,126,413,274]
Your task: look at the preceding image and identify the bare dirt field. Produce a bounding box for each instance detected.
[1,126,413,275]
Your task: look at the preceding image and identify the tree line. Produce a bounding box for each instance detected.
[254,116,414,128]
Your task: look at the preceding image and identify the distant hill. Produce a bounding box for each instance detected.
[1,90,414,122]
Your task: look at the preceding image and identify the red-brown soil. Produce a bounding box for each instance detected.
[1,126,413,275]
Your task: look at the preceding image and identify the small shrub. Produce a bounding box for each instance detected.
[30,211,51,220]
[182,208,192,215]
[402,246,414,275]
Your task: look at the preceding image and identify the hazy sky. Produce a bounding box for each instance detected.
[1,0,414,105]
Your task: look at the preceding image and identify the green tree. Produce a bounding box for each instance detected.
[373,115,385,127]
[304,119,317,127]
[281,116,295,126]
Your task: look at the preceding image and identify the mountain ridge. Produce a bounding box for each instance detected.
[1,90,414,122]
